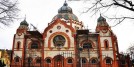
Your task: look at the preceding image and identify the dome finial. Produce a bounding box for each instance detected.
[24,14,26,20]
[63,0,68,6]
[20,14,29,26]
[97,14,106,22]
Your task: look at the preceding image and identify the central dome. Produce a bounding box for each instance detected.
[52,1,79,21]
[58,1,72,13]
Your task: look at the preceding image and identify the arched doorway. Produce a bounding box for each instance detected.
[54,55,64,67]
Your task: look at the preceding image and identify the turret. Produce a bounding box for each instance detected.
[96,15,110,33]
[16,19,29,35]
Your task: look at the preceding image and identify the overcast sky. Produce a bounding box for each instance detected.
[0,0,134,52]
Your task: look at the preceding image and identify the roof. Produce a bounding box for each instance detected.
[28,31,42,38]
[52,1,79,21]
[20,19,29,26]
[76,30,89,35]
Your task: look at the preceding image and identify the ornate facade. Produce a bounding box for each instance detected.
[11,1,128,67]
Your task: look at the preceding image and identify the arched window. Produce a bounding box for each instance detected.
[104,40,109,49]
[53,35,66,48]
[106,58,112,64]
[83,42,92,49]
[82,58,87,63]
[36,57,41,63]
[68,58,73,64]
[46,58,51,64]
[17,42,21,49]
[31,42,38,49]
[27,57,32,63]
[91,59,97,64]
[14,56,19,62]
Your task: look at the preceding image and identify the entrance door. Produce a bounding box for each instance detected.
[54,55,64,67]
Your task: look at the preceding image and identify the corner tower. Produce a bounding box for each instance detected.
[11,19,29,66]
[96,15,119,67]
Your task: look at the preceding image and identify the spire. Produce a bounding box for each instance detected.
[24,14,26,21]
[97,14,109,26]
[97,14,106,22]
[64,0,67,6]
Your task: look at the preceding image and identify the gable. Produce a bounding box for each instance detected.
[43,19,75,38]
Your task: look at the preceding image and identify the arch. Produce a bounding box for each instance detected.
[83,42,92,49]
[53,35,66,48]
[14,56,20,62]
[53,55,65,67]
[35,57,41,63]
[68,59,73,63]
[48,32,70,50]
[82,57,87,64]
[16,41,21,50]
[90,57,98,64]
[103,57,113,64]
[53,55,64,61]
[28,41,41,49]
[66,57,74,64]
[43,19,75,38]
[45,57,52,64]
[104,39,109,49]
[26,57,33,63]
[80,40,95,48]
[31,42,38,49]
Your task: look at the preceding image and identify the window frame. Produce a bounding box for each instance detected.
[27,57,32,63]
[104,40,109,49]
[82,58,87,64]
[91,59,97,64]
[46,58,51,64]
[14,56,20,63]
[83,42,92,49]
[31,42,39,49]
[36,57,41,63]
[67,58,73,64]
[105,58,112,64]
[16,41,21,50]
[53,35,66,48]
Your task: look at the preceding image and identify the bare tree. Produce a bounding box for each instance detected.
[0,0,19,27]
[127,44,134,60]
[79,0,134,26]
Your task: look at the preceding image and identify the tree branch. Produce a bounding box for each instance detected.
[0,0,19,27]
[82,0,134,27]
[113,0,134,11]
